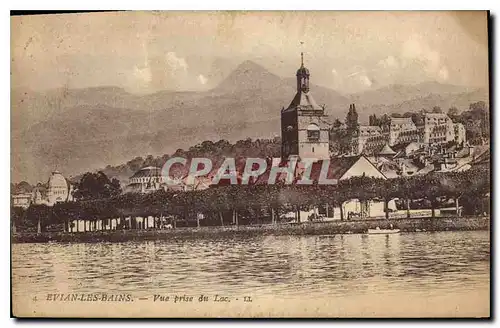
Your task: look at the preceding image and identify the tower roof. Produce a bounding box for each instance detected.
[283,52,322,112]
[296,66,310,76]
[296,52,310,76]
[284,91,322,111]
[378,144,397,156]
[47,171,70,190]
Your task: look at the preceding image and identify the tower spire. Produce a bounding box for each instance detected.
[296,51,310,93]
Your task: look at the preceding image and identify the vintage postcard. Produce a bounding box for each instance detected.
[11,11,490,318]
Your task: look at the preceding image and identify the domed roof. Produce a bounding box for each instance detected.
[296,65,310,76]
[130,166,163,179]
[296,52,310,76]
[48,171,69,189]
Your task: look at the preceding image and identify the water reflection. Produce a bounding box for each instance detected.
[12,231,490,299]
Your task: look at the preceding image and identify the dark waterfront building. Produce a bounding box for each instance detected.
[281,53,330,161]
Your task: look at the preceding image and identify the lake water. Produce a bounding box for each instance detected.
[12,230,490,317]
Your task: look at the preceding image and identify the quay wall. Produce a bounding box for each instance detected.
[12,216,490,244]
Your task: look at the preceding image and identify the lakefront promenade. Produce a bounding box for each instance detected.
[12,215,489,244]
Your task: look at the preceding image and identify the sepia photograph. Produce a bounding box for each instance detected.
[10,10,490,318]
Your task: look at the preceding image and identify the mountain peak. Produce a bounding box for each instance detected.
[233,60,269,72]
[214,60,282,92]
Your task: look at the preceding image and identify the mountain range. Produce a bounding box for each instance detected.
[11,60,489,184]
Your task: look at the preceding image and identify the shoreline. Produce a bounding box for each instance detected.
[12,216,490,244]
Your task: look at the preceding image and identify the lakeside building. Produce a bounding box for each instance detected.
[281,53,330,161]
[392,141,424,159]
[354,125,386,156]
[417,113,466,146]
[46,171,74,206]
[346,113,420,156]
[12,193,32,209]
[126,165,219,193]
[387,117,420,146]
[125,166,165,193]
[12,171,74,208]
[346,109,467,156]
[366,140,486,177]
[251,155,392,219]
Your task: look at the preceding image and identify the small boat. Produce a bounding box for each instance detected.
[367,226,400,235]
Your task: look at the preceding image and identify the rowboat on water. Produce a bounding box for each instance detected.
[367,226,400,235]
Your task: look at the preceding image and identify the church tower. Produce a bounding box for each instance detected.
[281,53,330,161]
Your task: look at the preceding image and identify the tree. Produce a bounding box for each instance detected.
[432,106,442,113]
[397,177,419,218]
[12,181,33,194]
[467,101,490,138]
[439,170,479,217]
[332,118,343,129]
[330,119,350,155]
[417,174,446,218]
[74,171,121,200]
[379,114,391,128]
[452,101,490,145]
[448,106,459,118]
[411,112,424,126]
[26,204,52,233]
[15,162,490,233]
[469,101,487,115]
[11,206,26,233]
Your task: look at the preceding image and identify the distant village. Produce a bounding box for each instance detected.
[12,55,490,225]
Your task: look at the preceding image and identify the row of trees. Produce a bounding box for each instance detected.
[12,166,490,233]
[73,171,122,200]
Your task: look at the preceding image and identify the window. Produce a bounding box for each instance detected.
[308,130,320,140]
[307,124,320,141]
[312,147,315,153]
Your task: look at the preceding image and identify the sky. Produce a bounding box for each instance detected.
[11,11,489,94]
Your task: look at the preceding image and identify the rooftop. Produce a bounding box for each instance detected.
[378,144,397,156]
[130,166,163,179]
[425,113,449,118]
[254,155,380,185]
[284,91,323,112]
[390,117,414,125]
[359,126,382,136]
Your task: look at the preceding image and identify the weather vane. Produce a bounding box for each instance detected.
[300,41,305,66]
